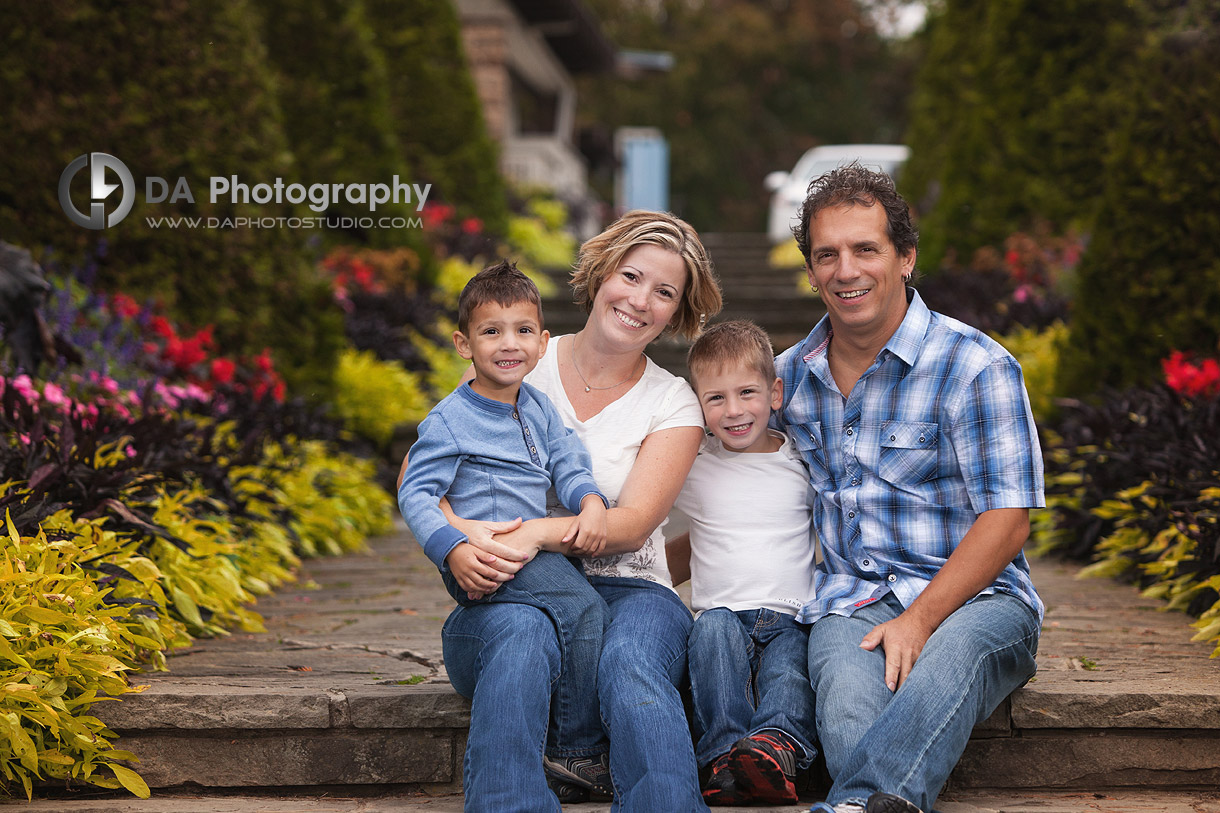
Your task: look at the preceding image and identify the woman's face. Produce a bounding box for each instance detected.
[590,245,687,350]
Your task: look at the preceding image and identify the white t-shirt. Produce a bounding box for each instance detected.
[675,431,818,616]
[526,335,704,589]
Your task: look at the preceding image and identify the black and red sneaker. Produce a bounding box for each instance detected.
[727,732,800,804]
[701,753,751,806]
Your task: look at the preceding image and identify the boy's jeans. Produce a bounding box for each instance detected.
[443,550,608,759]
[808,591,1040,813]
[688,607,818,770]
[443,602,562,812]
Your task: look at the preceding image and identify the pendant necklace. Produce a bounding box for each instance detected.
[571,335,641,392]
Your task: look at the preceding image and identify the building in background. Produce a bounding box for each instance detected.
[454,0,615,235]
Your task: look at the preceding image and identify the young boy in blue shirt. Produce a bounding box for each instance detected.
[670,320,819,805]
[398,260,612,799]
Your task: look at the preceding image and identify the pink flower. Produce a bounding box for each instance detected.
[41,382,67,406]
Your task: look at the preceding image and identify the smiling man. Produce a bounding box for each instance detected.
[774,164,1046,813]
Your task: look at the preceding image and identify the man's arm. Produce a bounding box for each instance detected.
[860,507,1030,691]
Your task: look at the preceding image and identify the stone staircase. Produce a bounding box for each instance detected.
[88,525,1220,802]
[541,232,821,381]
[66,233,1220,806]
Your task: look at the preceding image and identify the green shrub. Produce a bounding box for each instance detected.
[364,0,509,233]
[250,0,433,259]
[0,1,343,397]
[1056,19,1220,395]
[902,0,1151,270]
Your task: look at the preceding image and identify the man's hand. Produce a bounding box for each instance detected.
[859,609,937,692]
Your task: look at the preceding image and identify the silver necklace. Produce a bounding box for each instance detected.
[571,335,641,392]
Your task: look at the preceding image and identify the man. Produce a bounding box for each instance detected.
[774,164,1044,813]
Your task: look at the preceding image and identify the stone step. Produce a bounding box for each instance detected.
[91,530,1220,796]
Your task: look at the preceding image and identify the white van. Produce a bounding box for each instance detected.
[764,144,910,244]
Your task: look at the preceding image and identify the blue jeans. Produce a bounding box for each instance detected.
[688,607,817,770]
[443,550,608,759]
[588,576,709,813]
[808,591,1040,812]
[443,602,562,812]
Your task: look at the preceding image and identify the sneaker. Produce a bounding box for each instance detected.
[542,752,613,799]
[701,753,750,806]
[727,732,800,804]
[866,791,923,813]
[545,774,589,803]
[810,803,865,813]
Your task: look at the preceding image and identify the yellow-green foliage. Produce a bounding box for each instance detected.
[256,440,393,559]
[332,348,433,448]
[507,215,573,285]
[0,513,164,800]
[993,321,1067,425]
[769,239,805,270]
[1067,481,1220,657]
[0,429,392,797]
[412,322,468,397]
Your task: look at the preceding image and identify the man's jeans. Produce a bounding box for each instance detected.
[688,607,817,770]
[808,591,1040,813]
[588,576,710,813]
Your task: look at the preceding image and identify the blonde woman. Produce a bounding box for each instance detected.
[414,210,723,811]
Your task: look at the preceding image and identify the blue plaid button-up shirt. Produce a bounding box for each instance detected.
[775,289,1045,624]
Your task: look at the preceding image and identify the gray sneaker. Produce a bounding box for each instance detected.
[542,752,613,799]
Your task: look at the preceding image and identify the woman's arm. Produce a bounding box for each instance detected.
[482,424,704,557]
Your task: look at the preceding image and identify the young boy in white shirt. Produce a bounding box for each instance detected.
[671,319,818,805]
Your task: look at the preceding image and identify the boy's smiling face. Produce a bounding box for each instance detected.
[454,299,548,403]
[693,361,783,454]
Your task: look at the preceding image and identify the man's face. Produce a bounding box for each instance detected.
[805,202,915,344]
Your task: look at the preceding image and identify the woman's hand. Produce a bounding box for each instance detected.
[441,502,530,575]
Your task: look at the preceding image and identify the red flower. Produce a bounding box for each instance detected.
[110,293,141,319]
[1162,351,1220,398]
[461,217,483,235]
[150,316,175,339]
[255,349,275,373]
[210,357,236,385]
[421,202,455,230]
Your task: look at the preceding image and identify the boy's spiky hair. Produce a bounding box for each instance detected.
[457,260,543,335]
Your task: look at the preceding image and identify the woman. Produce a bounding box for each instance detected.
[409,210,722,812]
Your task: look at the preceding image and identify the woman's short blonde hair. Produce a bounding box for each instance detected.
[570,210,723,341]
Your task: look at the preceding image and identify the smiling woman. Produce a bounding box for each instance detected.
[419,210,724,808]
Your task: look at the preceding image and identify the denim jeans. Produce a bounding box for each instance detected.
[808,591,1040,812]
[443,550,608,758]
[688,607,817,770]
[588,576,709,813]
[442,602,562,812]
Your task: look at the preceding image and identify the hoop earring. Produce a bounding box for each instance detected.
[902,273,912,284]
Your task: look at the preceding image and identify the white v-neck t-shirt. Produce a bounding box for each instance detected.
[526,335,704,589]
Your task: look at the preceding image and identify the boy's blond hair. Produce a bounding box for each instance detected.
[687,320,776,390]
